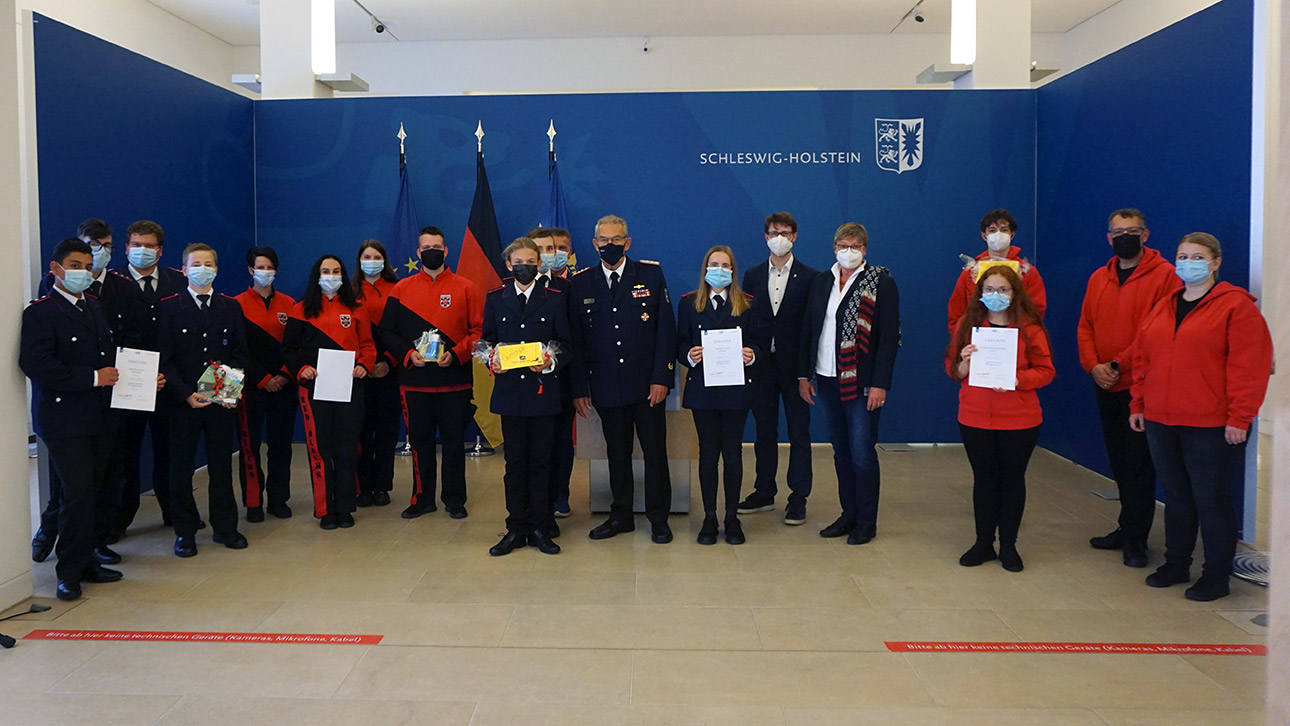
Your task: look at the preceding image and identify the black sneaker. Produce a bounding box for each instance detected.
[372,491,391,506]
[1185,573,1230,602]
[446,505,468,520]
[1122,542,1149,568]
[1089,528,1124,550]
[355,493,373,508]
[999,544,1024,572]
[784,501,807,526]
[1145,563,1191,588]
[724,518,746,545]
[696,517,719,545]
[819,517,855,538]
[268,503,293,519]
[245,507,264,523]
[736,494,775,514]
[959,541,997,567]
[401,502,437,519]
[337,512,355,528]
[320,514,340,530]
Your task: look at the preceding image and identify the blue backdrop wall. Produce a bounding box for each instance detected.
[254,90,1037,445]
[1035,0,1253,480]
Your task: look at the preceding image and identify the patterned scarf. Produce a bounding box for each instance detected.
[837,265,888,401]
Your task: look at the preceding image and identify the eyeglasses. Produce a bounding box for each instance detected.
[707,262,732,270]
[1109,226,1146,236]
[89,242,112,251]
[595,236,628,245]
[983,285,1013,295]
[835,243,864,251]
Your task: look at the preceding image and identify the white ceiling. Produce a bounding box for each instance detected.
[148,0,1123,47]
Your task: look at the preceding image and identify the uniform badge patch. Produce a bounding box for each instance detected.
[641,312,650,322]
[440,294,452,308]
[631,285,651,299]
[277,312,288,325]
[340,314,352,328]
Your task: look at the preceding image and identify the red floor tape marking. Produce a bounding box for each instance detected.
[886,641,1265,655]
[24,629,382,645]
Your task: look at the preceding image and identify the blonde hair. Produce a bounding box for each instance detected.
[182,243,217,265]
[693,245,749,316]
[1178,232,1222,281]
[502,236,539,262]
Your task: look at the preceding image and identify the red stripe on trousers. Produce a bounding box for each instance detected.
[235,398,262,508]
[399,388,424,506]
[297,386,329,518]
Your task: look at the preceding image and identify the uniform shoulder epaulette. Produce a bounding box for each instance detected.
[487,284,506,294]
[159,293,181,302]
[742,291,754,299]
[639,259,660,265]
[573,266,594,276]
[28,296,50,305]
[219,293,237,300]
[681,291,697,298]
[108,269,131,281]
[167,267,184,273]
[547,287,564,294]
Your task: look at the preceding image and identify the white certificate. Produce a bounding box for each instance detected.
[315,348,356,403]
[701,327,745,387]
[110,347,160,412]
[968,327,1019,391]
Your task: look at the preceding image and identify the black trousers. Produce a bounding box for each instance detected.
[502,414,557,533]
[1094,387,1157,543]
[46,433,114,582]
[299,387,364,518]
[116,402,172,531]
[599,400,671,524]
[1145,423,1243,578]
[169,404,238,539]
[402,388,470,509]
[40,433,124,547]
[750,353,812,505]
[693,409,747,521]
[547,403,575,509]
[960,424,1041,546]
[358,374,401,496]
[236,384,297,509]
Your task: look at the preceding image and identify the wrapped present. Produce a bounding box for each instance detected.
[196,363,245,405]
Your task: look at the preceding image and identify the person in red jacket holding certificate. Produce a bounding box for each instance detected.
[948,266,1055,573]
[1129,232,1273,602]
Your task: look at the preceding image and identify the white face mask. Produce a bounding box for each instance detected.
[985,231,1012,253]
[766,234,793,257]
[835,248,864,270]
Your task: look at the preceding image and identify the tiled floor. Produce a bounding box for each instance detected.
[6,444,1268,725]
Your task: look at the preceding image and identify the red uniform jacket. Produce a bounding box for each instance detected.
[234,287,297,389]
[376,268,484,392]
[949,321,1055,430]
[282,296,377,381]
[1130,283,1273,429]
[947,246,1047,334]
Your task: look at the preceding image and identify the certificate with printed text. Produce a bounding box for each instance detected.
[110,347,160,412]
[968,327,1018,391]
[701,328,745,387]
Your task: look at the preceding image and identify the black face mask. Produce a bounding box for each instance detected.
[419,248,446,271]
[511,263,538,285]
[597,243,625,266]
[1111,233,1142,260]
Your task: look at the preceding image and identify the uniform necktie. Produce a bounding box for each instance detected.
[517,290,527,311]
[142,275,156,301]
[610,271,620,296]
[198,293,211,315]
[89,280,102,297]
[75,298,88,313]
[713,295,725,313]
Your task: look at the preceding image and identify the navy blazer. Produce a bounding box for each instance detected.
[40,269,142,348]
[157,290,250,403]
[741,257,819,377]
[116,264,187,350]
[482,280,571,418]
[538,273,574,405]
[20,292,115,441]
[799,265,901,391]
[568,258,677,408]
[676,292,764,411]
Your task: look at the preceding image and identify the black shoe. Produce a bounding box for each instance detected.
[724,519,746,545]
[320,514,340,530]
[546,522,561,539]
[999,544,1024,572]
[213,531,248,549]
[32,530,55,563]
[268,503,293,519]
[847,523,876,546]
[697,517,719,545]
[1123,542,1149,568]
[1090,528,1124,550]
[81,564,124,583]
[528,529,561,555]
[197,520,207,531]
[959,541,998,567]
[373,491,391,507]
[93,545,122,565]
[356,493,373,508]
[589,518,634,540]
[489,531,527,557]
[1185,573,1231,602]
[246,507,265,523]
[651,521,673,544]
[401,502,437,519]
[1145,563,1191,588]
[784,501,807,526]
[337,513,355,529]
[174,536,197,558]
[56,580,82,601]
[736,494,775,514]
[820,517,855,538]
[447,505,468,520]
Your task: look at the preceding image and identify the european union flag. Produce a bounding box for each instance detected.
[390,154,421,276]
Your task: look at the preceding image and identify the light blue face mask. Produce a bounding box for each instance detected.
[360,259,385,276]
[539,251,569,273]
[128,246,159,269]
[61,268,94,295]
[981,291,1012,313]
[186,265,216,288]
[319,274,343,293]
[1175,258,1212,284]
[252,269,276,287]
[705,266,733,289]
[91,246,112,271]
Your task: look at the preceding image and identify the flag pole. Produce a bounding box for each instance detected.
[397,121,415,457]
[466,118,496,458]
